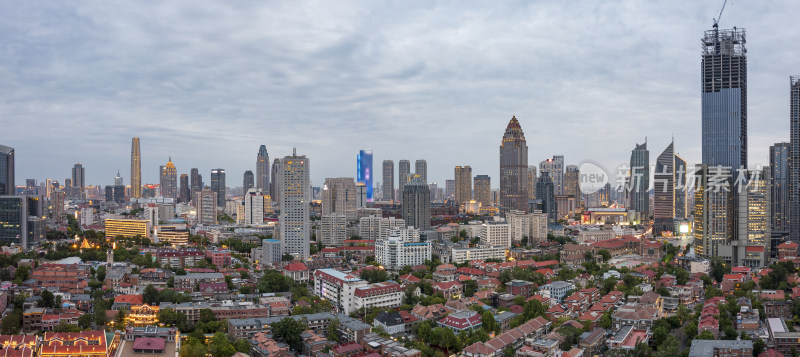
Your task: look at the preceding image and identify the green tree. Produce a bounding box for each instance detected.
[233,338,251,353]
[258,270,295,293]
[481,310,497,334]
[180,337,208,357]
[598,249,611,262]
[271,317,307,352]
[696,330,715,340]
[209,332,236,357]
[463,280,478,297]
[143,285,160,305]
[327,318,341,343]
[1,312,21,334]
[599,310,613,329]
[753,338,766,357]
[13,265,31,284]
[78,313,93,329]
[39,289,55,308]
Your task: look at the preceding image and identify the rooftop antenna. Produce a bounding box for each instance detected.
[713,0,728,28]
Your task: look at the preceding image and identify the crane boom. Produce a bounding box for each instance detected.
[714,0,728,28]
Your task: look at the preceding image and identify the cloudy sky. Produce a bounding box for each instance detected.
[2,1,798,189]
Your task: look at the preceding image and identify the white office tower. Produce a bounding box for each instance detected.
[320,214,347,247]
[376,228,431,271]
[480,221,511,248]
[359,215,406,241]
[243,189,265,225]
[356,183,367,209]
[506,210,530,244]
[279,150,311,259]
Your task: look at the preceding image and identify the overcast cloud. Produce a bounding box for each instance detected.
[1,1,798,188]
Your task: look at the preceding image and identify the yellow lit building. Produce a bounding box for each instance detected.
[105,219,151,239]
[127,304,160,327]
[154,225,189,246]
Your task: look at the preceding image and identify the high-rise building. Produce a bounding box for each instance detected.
[445,180,455,202]
[195,187,218,225]
[564,165,580,200]
[527,166,537,200]
[114,172,123,187]
[539,156,565,195]
[0,145,13,196]
[771,143,790,232]
[270,158,281,203]
[279,150,310,258]
[243,170,255,194]
[382,160,394,201]
[697,26,747,252]
[0,195,44,249]
[398,160,410,199]
[179,174,190,203]
[131,138,141,199]
[256,145,270,193]
[628,142,649,219]
[160,158,177,199]
[675,154,688,220]
[357,150,373,202]
[320,214,347,247]
[190,168,201,200]
[402,177,430,230]
[474,175,491,206]
[791,76,800,240]
[654,142,675,236]
[71,163,85,199]
[536,172,556,225]
[211,169,226,207]
[500,116,529,213]
[243,188,264,225]
[322,177,357,222]
[415,160,427,184]
[454,166,472,205]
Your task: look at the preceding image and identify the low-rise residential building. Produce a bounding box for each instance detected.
[688,340,753,357]
[539,281,575,303]
[173,273,225,292]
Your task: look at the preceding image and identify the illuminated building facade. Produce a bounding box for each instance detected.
[322,177,357,221]
[500,116,529,213]
[357,150,373,202]
[159,158,177,199]
[131,138,141,199]
[127,304,160,327]
[105,218,151,239]
[454,166,472,205]
[770,143,790,232]
[474,175,491,206]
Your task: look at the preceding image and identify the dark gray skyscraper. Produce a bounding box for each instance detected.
[256,145,269,193]
[0,145,14,196]
[771,142,790,232]
[382,160,394,201]
[791,76,800,241]
[628,141,649,219]
[535,172,556,224]
[398,160,410,198]
[415,159,427,184]
[654,142,675,236]
[190,168,201,200]
[270,158,280,202]
[499,116,529,213]
[179,174,190,203]
[243,170,254,193]
[474,175,491,206]
[71,163,85,199]
[211,169,226,207]
[402,177,430,230]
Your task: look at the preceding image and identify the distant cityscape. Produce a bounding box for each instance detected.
[2,5,800,357]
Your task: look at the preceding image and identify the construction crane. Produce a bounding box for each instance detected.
[713,0,728,28]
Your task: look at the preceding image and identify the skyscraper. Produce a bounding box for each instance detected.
[402,177,430,230]
[243,188,264,225]
[791,76,800,240]
[279,150,310,259]
[500,116,529,213]
[179,174,190,203]
[160,158,177,199]
[445,180,455,201]
[195,187,217,225]
[771,143,790,232]
[474,175,491,206]
[0,145,14,196]
[696,26,747,255]
[564,165,580,199]
[270,158,281,203]
[322,177,357,221]
[190,168,201,200]
[535,172,556,224]
[357,150,373,202]
[256,145,270,193]
[243,170,255,194]
[130,138,141,199]
[398,160,411,198]
[628,141,649,219]
[654,142,675,236]
[382,160,394,201]
[527,166,537,200]
[454,166,472,205]
[211,169,226,207]
[674,153,688,220]
[71,163,85,200]
[0,195,44,249]
[415,159,427,184]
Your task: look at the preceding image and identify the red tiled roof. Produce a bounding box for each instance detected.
[132,337,166,351]
[283,262,309,272]
[113,294,143,305]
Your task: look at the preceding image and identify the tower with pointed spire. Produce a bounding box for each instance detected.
[160,157,178,199]
[499,116,529,214]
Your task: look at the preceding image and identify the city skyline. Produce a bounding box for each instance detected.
[3,2,800,189]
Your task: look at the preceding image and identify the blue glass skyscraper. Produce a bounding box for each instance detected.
[357,150,373,202]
